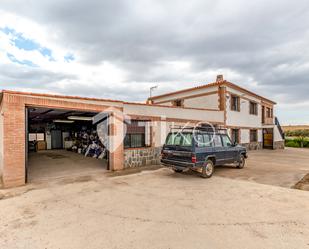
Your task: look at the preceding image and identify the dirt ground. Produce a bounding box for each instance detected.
[0,148,309,249]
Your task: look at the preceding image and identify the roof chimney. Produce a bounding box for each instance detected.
[216,74,224,82]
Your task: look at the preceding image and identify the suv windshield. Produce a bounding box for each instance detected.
[165,133,193,146]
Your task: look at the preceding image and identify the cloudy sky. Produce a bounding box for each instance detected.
[0,0,308,124]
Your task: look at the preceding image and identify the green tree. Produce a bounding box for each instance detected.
[286,129,309,148]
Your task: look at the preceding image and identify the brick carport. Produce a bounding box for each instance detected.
[0,90,125,188]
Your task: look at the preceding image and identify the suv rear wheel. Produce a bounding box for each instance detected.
[237,155,246,169]
[201,160,214,178]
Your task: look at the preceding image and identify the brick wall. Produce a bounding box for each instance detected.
[274,141,285,150]
[1,94,26,188]
[109,114,124,171]
[0,101,4,185]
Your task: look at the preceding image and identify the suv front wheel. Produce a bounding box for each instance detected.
[237,155,246,169]
[201,160,214,178]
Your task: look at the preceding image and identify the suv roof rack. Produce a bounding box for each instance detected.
[170,125,228,134]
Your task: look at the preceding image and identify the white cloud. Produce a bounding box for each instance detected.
[0,10,132,98]
[0,1,309,124]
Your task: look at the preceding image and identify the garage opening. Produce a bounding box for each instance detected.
[26,107,110,183]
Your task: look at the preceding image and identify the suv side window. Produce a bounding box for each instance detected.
[213,134,223,147]
[196,134,204,147]
[203,134,212,147]
[182,133,193,146]
[196,134,212,147]
[221,135,232,147]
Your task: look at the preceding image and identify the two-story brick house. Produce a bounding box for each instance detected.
[147,75,284,150]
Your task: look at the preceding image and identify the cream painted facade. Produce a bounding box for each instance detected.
[151,85,218,106]
[183,94,219,110]
[225,86,263,128]
[123,103,224,123]
[236,129,263,144]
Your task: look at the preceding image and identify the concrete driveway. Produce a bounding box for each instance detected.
[0,161,309,249]
[0,148,309,249]
[28,150,107,183]
[214,147,309,188]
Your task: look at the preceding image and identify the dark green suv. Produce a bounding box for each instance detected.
[161,127,247,178]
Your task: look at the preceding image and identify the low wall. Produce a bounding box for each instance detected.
[124,147,162,168]
[274,141,285,150]
[241,142,263,150]
[241,141,284,150]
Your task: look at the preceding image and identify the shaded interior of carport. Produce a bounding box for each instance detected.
[26,107,109,183]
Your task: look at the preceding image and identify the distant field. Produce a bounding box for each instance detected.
[282,125,309,132]
[283,125,309,148]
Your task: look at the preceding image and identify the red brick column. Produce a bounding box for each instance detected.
[2,94,26,188]
[109,113,124,171]
[218,86,227,125]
